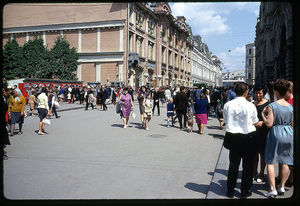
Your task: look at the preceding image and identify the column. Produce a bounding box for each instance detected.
[60,30,63,38]
[97,28,101,52]
[77,64,82,81]
[119,62,123,82]
[43,31,46,46]
[96,63,101,82]
[119,26,123,51]
[26,33,29,42]
[78,29,82,52]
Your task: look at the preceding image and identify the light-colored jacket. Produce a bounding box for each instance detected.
[37,92,49,110]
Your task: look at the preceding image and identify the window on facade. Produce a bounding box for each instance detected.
[168,31,173,47]
[148,21,155,36]
[130,9,134,24]
[148,41,154,60]
[162,46,166,63]
[175,53,178,67]
[136,36,144,57]
[136,12,145,30]
[249,58,252,66]
[168,51,172,65]
[175,33,178,49]
[161,26,166,41]
[249,48,252,55]
[129,33,133,52]
[248,73,251,79]
[181,56,183,69]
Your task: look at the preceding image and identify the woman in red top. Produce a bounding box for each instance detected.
[284,81,293,106]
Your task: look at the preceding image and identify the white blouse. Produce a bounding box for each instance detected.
[223,97,258,134]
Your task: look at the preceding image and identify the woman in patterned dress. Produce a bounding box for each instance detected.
[120,87,134,128]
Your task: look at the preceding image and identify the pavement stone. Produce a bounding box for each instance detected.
[6,100,294,200]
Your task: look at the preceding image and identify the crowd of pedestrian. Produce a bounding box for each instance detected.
[1,79,294,199]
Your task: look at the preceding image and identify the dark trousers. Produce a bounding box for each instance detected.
[52,106,58,118]
[85,102,94,110]
[152,100,160,115]
[102,100,107,110]
[226,132,255,196]
[176,109,187,129]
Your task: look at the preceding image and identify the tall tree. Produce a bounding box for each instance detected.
[21,37,49,78]
[2,37,23,80]
[49,36,78,80]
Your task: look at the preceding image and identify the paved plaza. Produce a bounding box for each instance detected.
[3,102,293,200]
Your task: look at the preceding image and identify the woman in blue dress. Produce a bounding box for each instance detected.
[261,79,293,198]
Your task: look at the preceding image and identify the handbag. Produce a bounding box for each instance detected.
[53,101,59,108]
[42,118,51,125]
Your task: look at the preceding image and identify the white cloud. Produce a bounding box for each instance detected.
[218,46,246,72]
[170,2,260,37]
[170,3,231,37]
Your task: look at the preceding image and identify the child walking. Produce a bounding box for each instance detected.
[166,98,174,127]
[187,107,194,132]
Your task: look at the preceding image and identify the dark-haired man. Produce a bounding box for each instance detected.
[223,82,259,199]
[174,86,189,130]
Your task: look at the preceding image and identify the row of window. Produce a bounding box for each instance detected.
[130,8,191,57]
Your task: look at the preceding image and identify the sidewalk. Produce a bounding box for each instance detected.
[206,144,294,199]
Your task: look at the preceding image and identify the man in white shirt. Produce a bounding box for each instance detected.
[223,82,259,199]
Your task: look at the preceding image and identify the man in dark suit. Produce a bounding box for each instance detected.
[173,86,189,130]
[152,87,160,116]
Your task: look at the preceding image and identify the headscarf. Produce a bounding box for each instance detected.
[14,89,23,102]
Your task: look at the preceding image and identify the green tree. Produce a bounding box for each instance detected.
[2,37,23,80]
[21,36,50,78]
[49,36,78,80]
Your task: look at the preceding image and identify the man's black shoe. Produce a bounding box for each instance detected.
[226,191,234,198]
[240,191,252,199]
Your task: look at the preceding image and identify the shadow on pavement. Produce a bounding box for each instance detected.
[209,180,228,197]
[184,182,208,195]
[208,133,224,140]
[207,126,222,130]
[111,124,124,128]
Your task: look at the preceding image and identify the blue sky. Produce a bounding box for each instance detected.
[169,2,260,72]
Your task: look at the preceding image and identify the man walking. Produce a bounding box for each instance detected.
[223,82,258,199]
[152,87,160,116]
[173,86,189,130]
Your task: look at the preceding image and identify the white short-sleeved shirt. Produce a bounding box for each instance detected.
[223,97,259,134]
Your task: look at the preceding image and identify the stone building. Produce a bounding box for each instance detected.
[3,3,193,89]
[245,43,255,85]
[255,2,293,87]
[191,35,222,87]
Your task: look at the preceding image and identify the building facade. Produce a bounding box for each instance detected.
[255,2,293,87]
[191,39,222,87]
[245,43,255,85]
[3,3,128,86]
[3,3,193,89]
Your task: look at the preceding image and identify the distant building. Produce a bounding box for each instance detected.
[245,43,255,85]
[191,35,222,87]
[222,70,245,80]
[3,3,193,89]
[255,2,293,87]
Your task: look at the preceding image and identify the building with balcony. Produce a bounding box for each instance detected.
[3,2,193,89]
[191,35,222,87]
